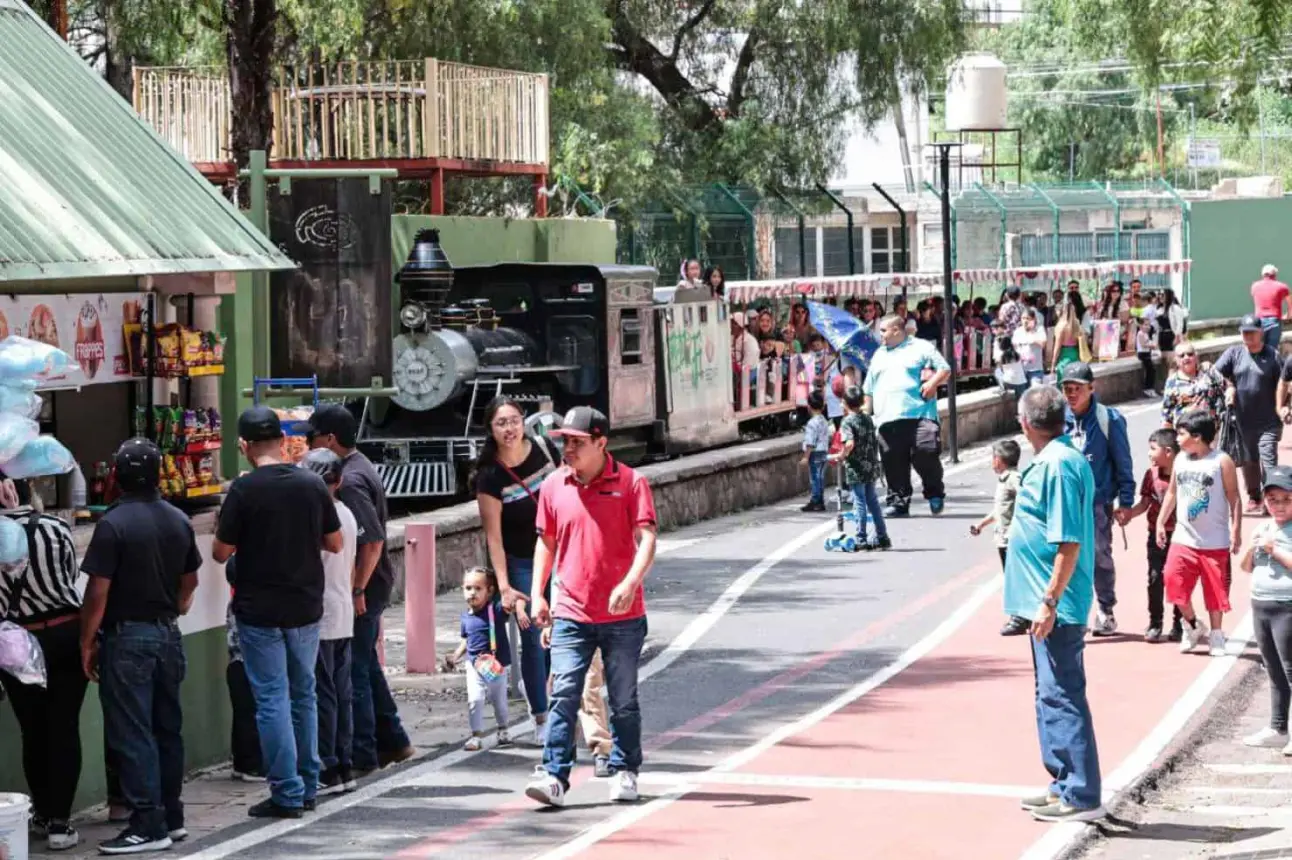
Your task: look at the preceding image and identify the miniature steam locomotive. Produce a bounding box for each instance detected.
[356,229,799,499]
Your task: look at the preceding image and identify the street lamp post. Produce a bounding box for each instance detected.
[931,141,962,464]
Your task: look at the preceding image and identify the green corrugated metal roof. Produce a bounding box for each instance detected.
[0,0,293,282]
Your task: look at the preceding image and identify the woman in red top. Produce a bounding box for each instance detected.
[1252,264,1291,351]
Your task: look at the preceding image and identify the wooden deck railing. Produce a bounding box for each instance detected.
[132,60,550,166]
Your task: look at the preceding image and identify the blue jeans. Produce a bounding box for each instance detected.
[543,617,647,785]
[351,598,411,770]
[239,622,321,807]
[507,555,550,716]
[1093,504,1117,613]
[1030,624,1102,809]
[853,481,888,542]
[316,638,353,771]
[808,450,827,504]
[99,620,185,839]
[1262,317,1282,352]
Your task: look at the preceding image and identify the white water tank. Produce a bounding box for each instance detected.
[945,53,1008,131]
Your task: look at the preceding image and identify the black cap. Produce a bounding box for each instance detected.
[550,406,610,439]
[1240,313,1263,333]
[115,438,160,490]
[1006,286,1021,298]
[237,406,283,443]
[303,404,358,448]
[1265,465,1292,493]
[1060,362,1095,386]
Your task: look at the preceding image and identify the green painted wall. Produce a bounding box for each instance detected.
[218,273,254,478]
[391,215,617,268]
[1189,197,1292,321]
[0,626,230,812]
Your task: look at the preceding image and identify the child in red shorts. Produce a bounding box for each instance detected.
[1156,411,1242,656]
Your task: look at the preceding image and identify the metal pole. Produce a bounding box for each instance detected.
[816,184,855,275]
[935,144,959,463]
[1260,90,1268,173]
[248,150,270,380]
[871,183,909,272]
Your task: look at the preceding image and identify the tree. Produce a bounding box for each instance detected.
[975,0,1182,179]
[223,0,278,166]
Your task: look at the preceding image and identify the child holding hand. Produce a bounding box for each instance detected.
[445,568,525,750]
[1123,429,1184,643]
[1240,466,1292,752]
[969,440,1025,636]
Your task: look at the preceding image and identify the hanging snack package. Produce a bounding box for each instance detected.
[165,456,185,495]
[0,336,72,381]
[0,385,43,420]
[197,454,215,487]
[178,455,199,490]
[0,621,47,687]
[181,329,204,368]
[0,435,75,479]
[190,409,208,446]
[208,407,222,440]
[212,334,226,365]
[156,326,182,376]
[0,414,39,464]
[0,517,28,566]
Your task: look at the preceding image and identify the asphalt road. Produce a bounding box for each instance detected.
[176,395,1173,860]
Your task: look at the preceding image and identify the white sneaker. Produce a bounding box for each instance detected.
[1180,622,1208,653]
[525,774,566,808]
[1282,739,1292,757]
[609,770,639,803]
[1245,727,1289,748]
[1092,611,1117,637]
[1209,630,1227,657]
[46,823,79,851]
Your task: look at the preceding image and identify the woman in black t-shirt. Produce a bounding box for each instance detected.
[474,396,560,725]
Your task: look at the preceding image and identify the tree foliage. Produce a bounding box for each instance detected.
[975,0,1182,179]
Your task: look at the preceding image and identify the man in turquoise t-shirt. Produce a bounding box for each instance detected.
[862,314,951,517]
[1005,386,1104,825]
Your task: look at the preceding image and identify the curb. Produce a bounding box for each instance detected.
[1055,648,1266,860]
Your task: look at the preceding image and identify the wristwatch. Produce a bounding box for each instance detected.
[1042,595,1058,609]
[352,587,365,598]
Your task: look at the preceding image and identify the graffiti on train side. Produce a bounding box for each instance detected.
[666,325,717,391]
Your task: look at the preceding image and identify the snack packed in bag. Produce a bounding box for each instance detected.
[0,384,43,419]
[0,336,73,381]
[0,435,76,479]
[0,517,28,566]
[0,621,47,687]
[0,414,38,464]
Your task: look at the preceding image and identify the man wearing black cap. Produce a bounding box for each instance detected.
[305,404,415,774]
[212,407,342,818]
[1217,314,1286,512]
[998,286,1024,336]
[524,406,658,808]
[1060,362,1136,637]
[80,439,202,855]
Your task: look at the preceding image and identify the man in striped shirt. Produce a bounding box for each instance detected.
[0,477,86,851]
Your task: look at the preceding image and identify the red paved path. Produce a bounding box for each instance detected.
[576,460,1274,860]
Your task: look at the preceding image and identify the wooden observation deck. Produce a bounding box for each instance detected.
[132,59,551,213]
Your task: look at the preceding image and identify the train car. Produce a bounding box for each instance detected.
[357,229,800,500]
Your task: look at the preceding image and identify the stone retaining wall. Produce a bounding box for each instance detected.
[384,333,1250,602]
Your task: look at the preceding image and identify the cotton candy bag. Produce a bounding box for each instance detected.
[0,621,46,687]
[0,435,75,480]
[0,336,72,381]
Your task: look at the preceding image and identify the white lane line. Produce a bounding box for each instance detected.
[1018,613,1255,860]
[638,771,1040,799]
[531,576,1003,860]
[1205,763,1292,775]
[1182,786,1292,795]
[184,407,1138,860]
[1172,804,1292,817]
[655,537,702,555]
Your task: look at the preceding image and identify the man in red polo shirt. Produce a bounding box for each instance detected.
[1252,264,1291,351]
[525,406,658,808]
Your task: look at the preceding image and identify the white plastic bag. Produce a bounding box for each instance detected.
[0,414,38,464]
[0,384,43,419]
[0,435,75,479]
[0,621,46,687]
[0,519,28,567]
[0,336,72,382]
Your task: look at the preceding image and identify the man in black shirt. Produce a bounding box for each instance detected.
[304,404,414,774]
[80,439,201,855]
[213,407,342,819]
[1216,314,1285,510]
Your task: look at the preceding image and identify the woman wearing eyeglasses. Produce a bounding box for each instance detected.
[474,396,560,732]
[1161,346,1226,429]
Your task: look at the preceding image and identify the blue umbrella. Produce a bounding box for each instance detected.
[806,301,879,366]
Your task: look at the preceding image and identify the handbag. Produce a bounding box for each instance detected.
[472,603,506,683]
[1218,408,1243,462]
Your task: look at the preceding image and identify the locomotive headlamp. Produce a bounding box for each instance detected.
[400,302,427,330]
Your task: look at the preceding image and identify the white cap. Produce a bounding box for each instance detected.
[1264,264,1279,277]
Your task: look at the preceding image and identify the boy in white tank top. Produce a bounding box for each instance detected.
[1156,411,1243,656]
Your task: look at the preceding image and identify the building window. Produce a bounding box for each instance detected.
[619,309,642,365]
[870,226,892,274]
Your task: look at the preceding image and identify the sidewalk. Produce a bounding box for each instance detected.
[29,593,492,858]
[1079,661,1292,860]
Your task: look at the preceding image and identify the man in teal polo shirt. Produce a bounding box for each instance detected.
[1006,385,1105,824]
[862,314,951,517]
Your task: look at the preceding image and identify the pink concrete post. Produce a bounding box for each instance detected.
[404,523,439,674]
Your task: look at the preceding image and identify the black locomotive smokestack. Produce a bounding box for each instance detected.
[398,228,455,328]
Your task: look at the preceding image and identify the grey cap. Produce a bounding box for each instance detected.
[1059,361,1094,386]
[1240,313,1263,333]
[1265,465,1292,493]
